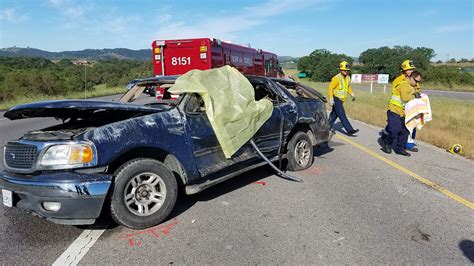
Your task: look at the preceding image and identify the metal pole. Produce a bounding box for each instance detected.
[84,64,86,99]
[84,64,87,99]
[160,46,165,76]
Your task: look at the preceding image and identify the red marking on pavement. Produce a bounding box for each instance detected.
[121,219,179,247]
[254,181,266,186]
[303,166,323,175]
[128,239,142,247]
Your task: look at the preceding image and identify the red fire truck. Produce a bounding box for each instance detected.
[152,38,280,77]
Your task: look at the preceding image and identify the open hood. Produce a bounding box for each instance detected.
[4,100,162,120]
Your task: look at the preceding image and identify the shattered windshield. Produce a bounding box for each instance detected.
[120,79,181,108]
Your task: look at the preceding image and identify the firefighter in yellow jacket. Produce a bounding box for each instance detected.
[393,59,421,151]
[379,71,421,156]
[328,61,359,136]
[393,60,416,89]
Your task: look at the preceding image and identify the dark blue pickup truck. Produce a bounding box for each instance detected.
[1,76,332,229]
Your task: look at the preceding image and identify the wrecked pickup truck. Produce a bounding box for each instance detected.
[1,74,332,229]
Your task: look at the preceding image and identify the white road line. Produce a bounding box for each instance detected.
[53,229,105,266]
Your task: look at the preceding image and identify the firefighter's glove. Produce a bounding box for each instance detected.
[414,92,421,99]
[351,94,356,101]
[329,99,334,107]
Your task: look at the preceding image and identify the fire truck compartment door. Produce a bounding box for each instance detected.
[164,43,208,75]
[169,65,273,158]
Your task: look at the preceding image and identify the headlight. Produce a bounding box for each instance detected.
[40,143,97,169]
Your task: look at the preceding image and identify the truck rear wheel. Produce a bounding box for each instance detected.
[286,131,313,171]
[110,158,177,229]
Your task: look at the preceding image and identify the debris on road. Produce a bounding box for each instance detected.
[254,181,266,186]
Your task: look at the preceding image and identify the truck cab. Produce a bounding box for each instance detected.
[1,76,331,229]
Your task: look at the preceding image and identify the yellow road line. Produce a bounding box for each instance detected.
[335,134,474,210]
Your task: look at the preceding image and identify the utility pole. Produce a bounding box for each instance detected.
[84,63,87,99]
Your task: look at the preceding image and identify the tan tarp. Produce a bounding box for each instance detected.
[169,66,273,158]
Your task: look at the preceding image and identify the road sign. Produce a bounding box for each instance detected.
[378,74,389,84]
[351,74,362,83]
[362,74,377,82]
[350,74,390,94]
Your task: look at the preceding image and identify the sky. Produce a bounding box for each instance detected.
[0,0,473,61]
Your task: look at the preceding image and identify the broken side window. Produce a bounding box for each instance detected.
[185,93,205,114]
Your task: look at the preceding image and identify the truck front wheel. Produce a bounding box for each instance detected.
[286,131,314,171]
[110,158,177,229]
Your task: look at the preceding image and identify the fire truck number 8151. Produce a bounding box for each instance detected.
[171,57,191,66]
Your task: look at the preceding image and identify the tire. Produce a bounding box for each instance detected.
[110,158,178,229]
[286,131,314,171]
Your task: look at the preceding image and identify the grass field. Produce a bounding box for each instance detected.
[285,68,474,92]
[0,84,124,110]
[292,74,474,159]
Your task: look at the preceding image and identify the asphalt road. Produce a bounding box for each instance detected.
[423,89,474,100]
[0,95,473,264]
[352,84,474,101]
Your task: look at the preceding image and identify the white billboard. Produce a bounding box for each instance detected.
[351,74,362,84]
[377,74,389,84]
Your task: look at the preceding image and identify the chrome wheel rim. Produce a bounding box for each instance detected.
[294,139,311,167]
[124,172,166,216]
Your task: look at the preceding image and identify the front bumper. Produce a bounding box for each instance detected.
[0,170,112,225]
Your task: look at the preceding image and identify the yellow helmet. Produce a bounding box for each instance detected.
[401,60,416,71]
[449,144,463,155]
[339,61,350,71]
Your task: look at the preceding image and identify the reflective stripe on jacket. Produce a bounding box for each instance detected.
[388,80,415,117]
[390,95,405,108]
[333,73,351,101]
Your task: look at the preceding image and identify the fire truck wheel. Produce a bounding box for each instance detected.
[110,158,178,229]
[286,131,314,171]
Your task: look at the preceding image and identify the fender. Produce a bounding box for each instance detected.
[82,108,200,180]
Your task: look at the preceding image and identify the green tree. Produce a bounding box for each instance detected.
[296,56,313,74]
[359,46,436,80]
[0,56,160,103]
[57,59,73,67]
[424,66,474,86]
[297,49,353,82]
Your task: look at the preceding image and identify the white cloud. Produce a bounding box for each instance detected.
[0,8,29,23]
[434,23,473,33]
[44,0,142,36]
[244,0,324,17]
[153,6,173,24]
[46,0,87,18]
[44,0,129,34]
[366,38,400,45]
[103,16,140,33]
[35,0,331,50]
[153,0,326,42]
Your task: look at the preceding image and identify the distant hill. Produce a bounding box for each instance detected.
[279,56,299,69]
[0,47,306,64]
[0,47,152,61]
[279,56,299,63]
